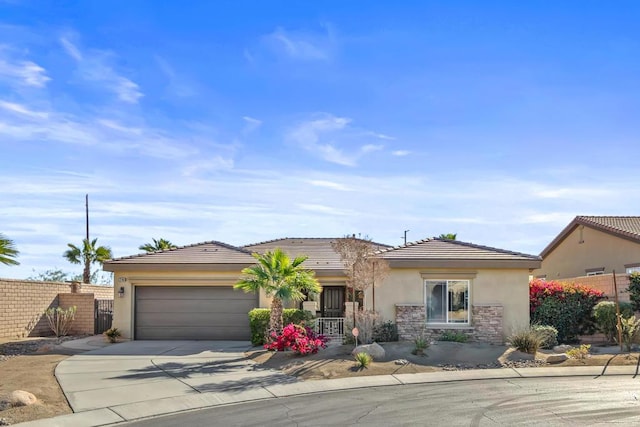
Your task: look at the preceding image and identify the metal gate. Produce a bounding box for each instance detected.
[94,299,113,334]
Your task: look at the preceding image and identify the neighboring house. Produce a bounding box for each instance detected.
[103,237,540,344]
[535,216,640,280]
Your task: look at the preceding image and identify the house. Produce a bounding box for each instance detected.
[103,237,540,344]
[535,216,640,280]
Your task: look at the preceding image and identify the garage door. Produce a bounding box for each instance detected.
[135,286,256,340]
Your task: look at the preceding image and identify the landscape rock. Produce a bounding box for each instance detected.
[553,345,574,353]
[0,390,38,410]
[394,359,409,365]
[352,343,385,360]
[545,353,569,364]
[0,417,9,426]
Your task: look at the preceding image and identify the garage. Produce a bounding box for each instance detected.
[134,286,256,340]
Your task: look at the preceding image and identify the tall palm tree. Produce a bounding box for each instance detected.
[234,248,321,334]
[438,233,457,240]
[0,233,20,266]
[63,238,113,284]
[139,238,177,253]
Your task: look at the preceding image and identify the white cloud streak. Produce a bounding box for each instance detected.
[0,47,50,87]
[60,36,143,103]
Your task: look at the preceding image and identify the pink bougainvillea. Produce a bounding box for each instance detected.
[265,323,329,355]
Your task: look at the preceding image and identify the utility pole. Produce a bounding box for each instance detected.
[85,194,89,242]
[402,230,410,245]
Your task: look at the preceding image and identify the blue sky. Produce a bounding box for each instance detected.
[2,1,640,280]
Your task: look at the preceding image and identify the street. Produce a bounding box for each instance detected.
[123,376,640,426]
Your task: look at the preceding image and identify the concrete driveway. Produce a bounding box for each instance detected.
[55,340,298,419]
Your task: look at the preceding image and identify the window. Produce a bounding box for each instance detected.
[425,280,469,324]
[625,264,640,274]
[585,268,604,277]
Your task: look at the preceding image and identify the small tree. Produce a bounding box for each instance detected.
[331,236,390,325]
[139,238,177,252]
[63,238,113,284]
[0,233,20,266]
[44,306,77,337]
[234,249,321,335]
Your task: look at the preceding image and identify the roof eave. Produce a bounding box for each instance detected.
[385,259,542,270]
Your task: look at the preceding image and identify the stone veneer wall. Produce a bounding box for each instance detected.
[395,303,504,344]
[0,279,113,338]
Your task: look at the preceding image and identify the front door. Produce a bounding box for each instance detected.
[321,286,344,317]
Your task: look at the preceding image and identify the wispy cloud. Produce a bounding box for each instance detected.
[60,36,143,103]
[261,25,336,61]
[286,113,388,166]
[307,179,352,191]
[154,55,195,98]
[392,150,410,156]
[182,156,234,176]
[0,47,50,87]
[242,116,262,134]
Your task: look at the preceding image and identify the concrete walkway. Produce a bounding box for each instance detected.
[14,338,640,427]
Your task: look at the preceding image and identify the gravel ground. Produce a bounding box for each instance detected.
[0,336,85,362]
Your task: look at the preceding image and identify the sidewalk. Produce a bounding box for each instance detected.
[16,358,640,427]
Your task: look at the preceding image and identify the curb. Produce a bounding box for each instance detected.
[15,364,640,427]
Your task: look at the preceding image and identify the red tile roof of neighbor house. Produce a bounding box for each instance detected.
[540,216,640,258]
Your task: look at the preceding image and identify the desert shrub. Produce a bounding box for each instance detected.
[344,310,381,344]
[593,301,635,343]
[373,320,398,342]
[508,327,543,354]
[617,315,640,352]
[354,352,373,368]
[530,279,604,343]
[531,324,558,349]
[628,272,640,312]
[44,306,77,337]
[265,323,328,355]
[248,309,314,346]
[412,335,429,355]
[438,330,469,343]
[566,344,591,359]
[104,327,121,343]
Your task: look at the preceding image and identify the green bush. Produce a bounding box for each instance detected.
[372,321,398,342]
[248,308,314,346]
[530,279,604,343]
[531,324,558,349]
[618,315,640,352]
[508,328,544,354]
[593,301,635,343]
[628,272,640,312]
[438,330,469,343]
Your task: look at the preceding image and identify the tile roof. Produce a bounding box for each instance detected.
[377,238,541,261]
[243,237,390,271]
[540,216,640,258]
[104,240,254,266]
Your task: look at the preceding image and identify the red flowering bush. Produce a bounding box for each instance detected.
[530,279,605,343]
[265,323,329,355]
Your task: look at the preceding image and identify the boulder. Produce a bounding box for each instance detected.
[553,345,573,353]
[0,390,37,410]
[545,353,569,364]
[352,343,386,360]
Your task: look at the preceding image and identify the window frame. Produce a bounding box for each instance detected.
[424,279,471,325]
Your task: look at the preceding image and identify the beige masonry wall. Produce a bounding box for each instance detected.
[0,279,113,339]
[59,293,95,335]
[537,226,640,279]
[366,268,530,338]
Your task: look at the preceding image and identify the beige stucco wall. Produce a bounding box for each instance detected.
[112,269,345,339]
[365,268,530,337]
[536,226,640,279]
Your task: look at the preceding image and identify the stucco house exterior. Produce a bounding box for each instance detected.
[103,237,540,344]
[535,216,640,280]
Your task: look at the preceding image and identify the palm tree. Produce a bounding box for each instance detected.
[0,233,20,266]
[438,233,457,240]
[139,238,177,252]
[63,238,113,284]
[234,248,322,334]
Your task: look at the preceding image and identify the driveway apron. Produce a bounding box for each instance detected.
[55,341,298,413]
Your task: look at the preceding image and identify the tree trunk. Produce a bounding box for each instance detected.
[83,259,91,284]
[270,297,284,336]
